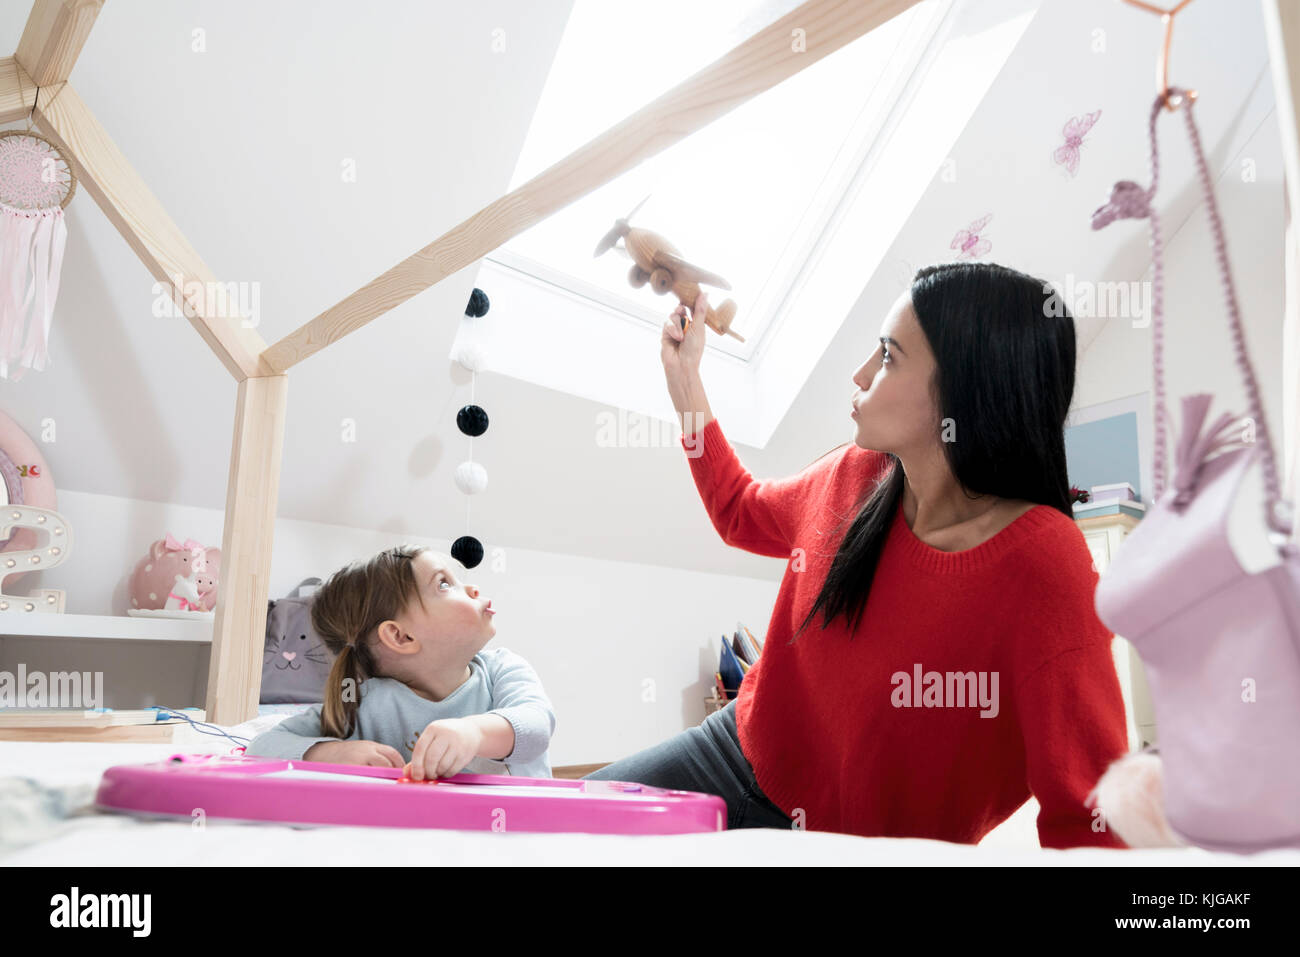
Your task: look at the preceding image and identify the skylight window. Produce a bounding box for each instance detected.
[456,0,1039,448]
[490,0,945,361]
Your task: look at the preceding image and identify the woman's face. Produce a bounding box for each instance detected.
[849,291,937,454]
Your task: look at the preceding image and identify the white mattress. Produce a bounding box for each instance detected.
[2,719,1297,866]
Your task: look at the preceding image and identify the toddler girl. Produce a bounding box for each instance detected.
[246,543,555,779]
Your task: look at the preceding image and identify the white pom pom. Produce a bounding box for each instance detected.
[456,343,487,372]
[454,461,488,495]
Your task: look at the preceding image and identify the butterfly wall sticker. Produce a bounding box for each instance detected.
[950,212,992,259]
[1053,110,1101,177]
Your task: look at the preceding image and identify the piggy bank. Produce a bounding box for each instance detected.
[128,535,221,613]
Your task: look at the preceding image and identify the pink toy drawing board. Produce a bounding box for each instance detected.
[95,753,727,835]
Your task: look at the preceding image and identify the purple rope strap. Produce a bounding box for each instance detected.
[1124,89,1294,542]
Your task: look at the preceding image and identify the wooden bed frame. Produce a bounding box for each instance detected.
[2,0,1298,728]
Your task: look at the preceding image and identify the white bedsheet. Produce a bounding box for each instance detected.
[2,726,1297,866]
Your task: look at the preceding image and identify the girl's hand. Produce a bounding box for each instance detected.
[661,290,708,384]
[409,718,484,781]
[304,739,405,768]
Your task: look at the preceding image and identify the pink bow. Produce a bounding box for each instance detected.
[164,533,206,556]
[167,591,204,612]
[1167,393,1249,508]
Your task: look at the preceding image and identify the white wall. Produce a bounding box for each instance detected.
[1,488,780,765]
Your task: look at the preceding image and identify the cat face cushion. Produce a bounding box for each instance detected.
[261,578,335,704]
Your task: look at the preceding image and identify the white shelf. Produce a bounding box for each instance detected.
[1072,499,1146,516]
[0,612,213,642]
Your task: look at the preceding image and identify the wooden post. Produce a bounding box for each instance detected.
[205,375,288,725]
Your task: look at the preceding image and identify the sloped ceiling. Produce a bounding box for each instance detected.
[0,0,1278,581]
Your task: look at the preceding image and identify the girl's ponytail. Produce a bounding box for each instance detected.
[309,542,431,739]
[321,643,365,739]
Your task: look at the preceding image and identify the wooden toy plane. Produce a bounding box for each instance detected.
[593,196,743,341]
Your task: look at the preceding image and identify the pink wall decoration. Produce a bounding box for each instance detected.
[1053,110,1102,177]
[950,213,992,259]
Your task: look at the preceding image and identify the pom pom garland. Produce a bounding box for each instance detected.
[454,291,490,571]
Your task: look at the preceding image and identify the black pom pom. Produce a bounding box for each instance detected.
[457,404,489,437]
[465,288,490,318]
[451,535,484,569]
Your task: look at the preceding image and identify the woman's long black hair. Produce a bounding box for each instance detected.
[790,260,1078,644]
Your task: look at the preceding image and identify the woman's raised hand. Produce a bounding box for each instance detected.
[661,289,708,384]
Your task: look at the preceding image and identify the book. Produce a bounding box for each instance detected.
[731,634,751,669]
[0,707,203,728]
[718,636,746,698]
[734,622,760,663]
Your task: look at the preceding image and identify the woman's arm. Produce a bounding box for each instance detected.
[1009,539,1132,849]
[1014,642,1131,850]
[666,365,714,437]
[679,418,848,557]
[1010,545,1132,850]
[662,293,846,557]
[662,292,714,437]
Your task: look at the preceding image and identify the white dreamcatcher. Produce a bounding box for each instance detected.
[0,71,76,381]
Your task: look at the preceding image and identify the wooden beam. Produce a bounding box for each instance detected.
[0,56,37,124]
[262,0,920,372]
[205,374,288,726]
[10,62,276,380]
[16,0,104,86]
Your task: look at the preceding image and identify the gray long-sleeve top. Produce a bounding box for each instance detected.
[245,646,555,777]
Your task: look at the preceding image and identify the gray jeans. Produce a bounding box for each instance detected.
[581,699,793,830]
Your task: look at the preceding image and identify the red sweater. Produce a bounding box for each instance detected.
[682,418,1130,849]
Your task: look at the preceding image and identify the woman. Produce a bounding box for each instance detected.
[583,261,1130,849]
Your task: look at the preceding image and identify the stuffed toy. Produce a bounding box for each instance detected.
[260,577,335,704]
[1086,750,1188,848]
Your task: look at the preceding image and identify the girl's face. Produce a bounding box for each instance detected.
[391,551,496,661]
[849,291,937,455]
